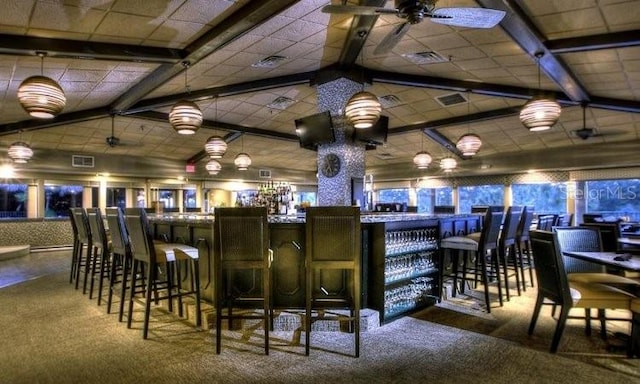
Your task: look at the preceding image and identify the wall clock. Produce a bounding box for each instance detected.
[321,153,341,178]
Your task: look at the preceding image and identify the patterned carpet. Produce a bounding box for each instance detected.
[0,251,638,383]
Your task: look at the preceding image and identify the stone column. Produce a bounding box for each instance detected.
[316,77,367,206]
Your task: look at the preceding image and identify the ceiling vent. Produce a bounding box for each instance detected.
[402,51,449,65]
[267,96,296,110]
[259,169,272,178]
[252,55,287,68]
[436,92,468,107]
[72,155,95,168]
[375,152,395,160]
[379,94,402,108]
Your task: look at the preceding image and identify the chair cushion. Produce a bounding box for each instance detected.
[441,236,479,251]
[568,272,640,286]
[569,281,634,309]
[153,243,199,262]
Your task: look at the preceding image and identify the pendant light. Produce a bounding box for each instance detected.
[8,140,33,164]
[456,91,482,156]
[413,130,432,169]
[169,61,202,135]
[440,157,457,172]
[17,52,66,119]
[234,133,252,171]
[204,97,227,158]
[519,52,561,132]
[206,159,222,175]
[345,47,381,129]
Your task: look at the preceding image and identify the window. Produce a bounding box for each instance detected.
[585,179,640,221]
[45,185,83,217]
[512,183,567,215]
[378,188,409,204]
[458,185,503,214]
[0,183,27,218]
[183,189,197,208]
[296,192,316,207]
[159,189,176,209]
[107,187,126,210]
[416,187,453,213]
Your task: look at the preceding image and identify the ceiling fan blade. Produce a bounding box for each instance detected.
[374,22,411,55]
[321,5,396,16]
[430,8,506,29]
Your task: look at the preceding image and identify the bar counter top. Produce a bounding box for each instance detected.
[147,212,475,224]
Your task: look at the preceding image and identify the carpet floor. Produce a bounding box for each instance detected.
[0,250,638,383]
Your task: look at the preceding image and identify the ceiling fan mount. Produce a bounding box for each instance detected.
[572,104,599,140]
[322,1,506,54]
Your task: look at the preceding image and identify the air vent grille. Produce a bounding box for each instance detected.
[375,152,395,160]
[252,55,287,68]
[259,169,272,178]
[436,92,468,107]
[72,155,95,168]
[402,51,449,64]
[267,96,296,110]
[379,94,402,108]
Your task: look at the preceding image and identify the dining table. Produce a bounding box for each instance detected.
[562,250,640,358]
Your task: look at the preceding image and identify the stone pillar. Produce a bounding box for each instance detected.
[316,78,367,206]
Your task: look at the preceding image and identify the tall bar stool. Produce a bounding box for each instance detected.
[123,208,202,339]
[305,206,361,357]
[86,208,112,305]
[70,208,93,293]
[214,207,272,355]
[498,206,524,299]
[105,207,132,321]
[68,208,83,284]
[440,210,504,313]
[515,207,535,289]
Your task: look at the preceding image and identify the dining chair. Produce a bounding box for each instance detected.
[305,206,361,357]
[536,215,556,231]
[630,298,640,358]
[528,230,635,353]
[123,208,202,339]
[440,210,505,313]
[214,207,272,355]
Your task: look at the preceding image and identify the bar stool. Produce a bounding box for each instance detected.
[440,210,504,313]
[498,206,523,299]
[86,208,112,305]
[68,208,83,284]
[70,208,92,293]
[214,207,272,354]
[123,208,202,339]
[305,206,361,357]
[515,207,535,289]
[104,207,132,321]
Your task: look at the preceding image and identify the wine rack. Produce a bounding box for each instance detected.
[367,220,440,324]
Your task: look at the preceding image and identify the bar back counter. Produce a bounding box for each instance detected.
[148,212,481,324]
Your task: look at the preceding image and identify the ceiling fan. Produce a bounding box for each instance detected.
[322,1,506,55]
[571,104,602,140]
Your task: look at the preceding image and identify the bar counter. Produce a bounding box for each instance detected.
[147,212,481,323]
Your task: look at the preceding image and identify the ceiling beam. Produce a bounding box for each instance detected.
[337,0,387,67]
[546,30,640,54]
[130,111,299,141]
[0,34,185,63]
[390,107,522,134]
[124,70,317,114]
[369,68,640,113]
[476,0,590,102]
[110,0,302,112]
[0,107,110,136]
[422,129,463,158]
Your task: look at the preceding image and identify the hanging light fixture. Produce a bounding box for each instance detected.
[17,52,66,119]
[456,91,482,156]
[8,141,34,164]
[413,130,432,169]
[440,157,457,172]
[234,133,252,170]
[345,45,381,129]
[519,52,561,132]
[169,61,202,135]
[206,159,222,175]
[204,97,227,158]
